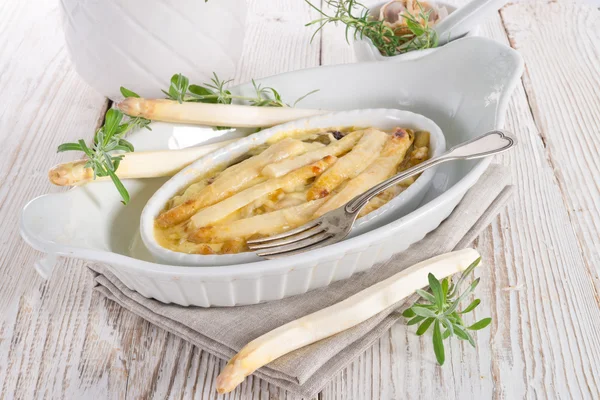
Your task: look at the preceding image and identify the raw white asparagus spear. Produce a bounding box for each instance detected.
[215,248,481,394]
[189,156,336,229]
[48,139,237,186]
[118,98,327,128]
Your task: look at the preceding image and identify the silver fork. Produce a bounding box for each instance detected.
[248,129,517,259]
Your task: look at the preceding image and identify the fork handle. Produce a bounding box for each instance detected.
[345,130,516,214]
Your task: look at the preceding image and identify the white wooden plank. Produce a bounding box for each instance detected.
[0,0,111,398]
[501,2,600,289]
[232,0,323,83]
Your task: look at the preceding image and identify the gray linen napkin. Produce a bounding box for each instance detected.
[89,164,513,398]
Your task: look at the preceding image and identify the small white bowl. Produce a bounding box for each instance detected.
[353,1,479,62]
[141,109,446,266]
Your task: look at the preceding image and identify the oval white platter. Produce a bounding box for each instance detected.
[20,37,523,307]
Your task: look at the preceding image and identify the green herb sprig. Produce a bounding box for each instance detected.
[402,257,491,365]
[57,105,150,204]
[162,72,319,108]
[305,0,438,57]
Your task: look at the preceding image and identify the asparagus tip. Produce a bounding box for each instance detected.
[48,166,67,186]
[215,359,248,394]
[116,97,142,117]
[48,161,90,186]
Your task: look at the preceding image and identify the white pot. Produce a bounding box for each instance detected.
[60,0,247,100]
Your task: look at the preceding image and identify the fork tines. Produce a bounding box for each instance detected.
[247,219,332,257]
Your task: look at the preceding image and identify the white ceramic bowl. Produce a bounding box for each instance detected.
[141,109,446,266]
[20,37,523,307]
[60,0,247,100]
[353,1,479,62]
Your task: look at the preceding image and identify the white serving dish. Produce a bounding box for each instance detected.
[60,0,247,100]
[142,109,446,266]
[353,1,479,62]
[20,37,523,307]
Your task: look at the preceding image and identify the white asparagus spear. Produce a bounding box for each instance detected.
[215,248,481,394]
[261,130,364,178]
[190,198,327,243]
[48,139,237,186]
[189,156,336,229]
[118,98,328,128]
[306,128,389,200]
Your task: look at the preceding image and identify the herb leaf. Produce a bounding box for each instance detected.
[460,299,481,314]
[453,324,476,347]
[293,89,320,107]
[416,317,434,336]
[117,139,135,152]
[57,143,83,152]
[107,168,130,205]
[120,87,141,98]
[468,318,492,331]
[402,308,416,318]
[102,109,123,142]
[416,288,436,304]
[432,320,445,365]
[441,278,449,300]
[407,315,426,326]
[166,73,190,103]
[411,305,438,319]
[188,84,219,103]
[428,272,444,309]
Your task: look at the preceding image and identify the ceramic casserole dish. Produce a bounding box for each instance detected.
[142,109,446,266]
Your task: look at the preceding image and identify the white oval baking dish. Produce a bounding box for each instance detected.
[141,109,446,266]
[19,37,523,307]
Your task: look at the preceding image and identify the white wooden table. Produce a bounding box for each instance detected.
[2,0,600,398]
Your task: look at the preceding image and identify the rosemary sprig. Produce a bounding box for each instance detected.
[305,0,438,57]
[402,257,491,365]
[57,105,151,204]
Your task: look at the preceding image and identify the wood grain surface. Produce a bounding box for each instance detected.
[1,0,599,399]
